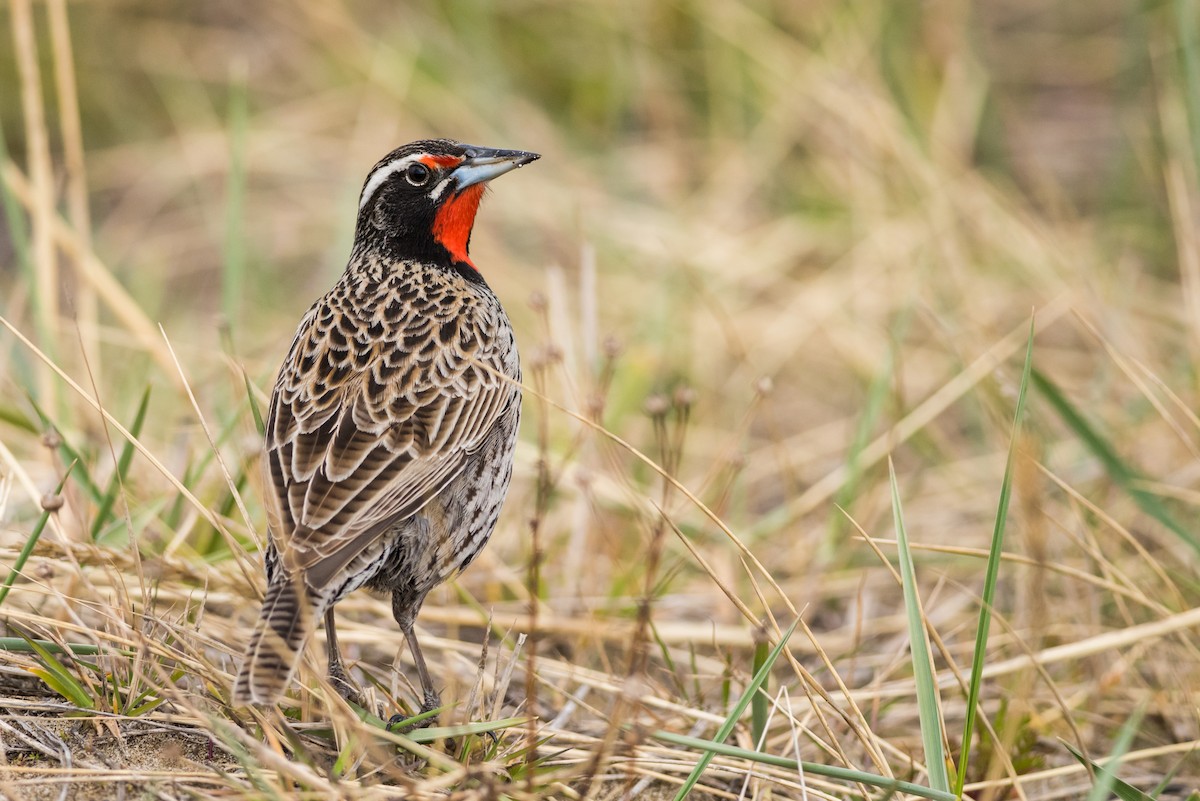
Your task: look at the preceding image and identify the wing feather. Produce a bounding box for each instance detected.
[262,268,518,595]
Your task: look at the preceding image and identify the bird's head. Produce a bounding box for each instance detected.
[354,139,539,274]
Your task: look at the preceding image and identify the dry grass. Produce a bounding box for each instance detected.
[0,1,1198,799]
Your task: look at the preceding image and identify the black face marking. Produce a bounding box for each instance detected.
[353,139,482,279]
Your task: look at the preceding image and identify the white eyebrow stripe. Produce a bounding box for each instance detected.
[358,154,421,211]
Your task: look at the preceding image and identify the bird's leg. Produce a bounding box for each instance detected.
[324,608,363,707]
[387,593,441,729]
[403,621,442,715]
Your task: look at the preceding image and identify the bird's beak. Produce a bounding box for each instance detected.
[451,146,540,191]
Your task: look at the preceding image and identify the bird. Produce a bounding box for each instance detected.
[233,139,538,723]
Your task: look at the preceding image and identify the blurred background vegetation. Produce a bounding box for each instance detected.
[1,0,1199,798]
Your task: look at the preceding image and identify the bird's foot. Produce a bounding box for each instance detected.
[327,666,365,709]
[386,690,441,733]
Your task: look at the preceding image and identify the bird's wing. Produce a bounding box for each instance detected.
[263,288,517,594]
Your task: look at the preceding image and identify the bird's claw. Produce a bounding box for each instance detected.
[386,711,434,733]
[385,690,442,733]
[328,668,364,708]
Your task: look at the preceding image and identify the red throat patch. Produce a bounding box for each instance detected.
[432,184,486,269]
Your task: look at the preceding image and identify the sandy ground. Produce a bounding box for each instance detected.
[0,698,225,801]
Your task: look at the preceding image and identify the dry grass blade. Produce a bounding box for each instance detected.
[0,3,1196,798]
[1,164,181,381]
[8,0,58,409]
[0,313,258,585]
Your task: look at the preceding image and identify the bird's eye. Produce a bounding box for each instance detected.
[405,163,431,186]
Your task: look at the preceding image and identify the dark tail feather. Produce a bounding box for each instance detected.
[233,572,312,705]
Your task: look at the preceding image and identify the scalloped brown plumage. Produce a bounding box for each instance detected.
[233,140,536,720]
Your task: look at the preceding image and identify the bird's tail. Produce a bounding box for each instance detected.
[233,571,313,705]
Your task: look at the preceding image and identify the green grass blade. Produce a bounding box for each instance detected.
[0,638,102,655]
[90,386,151,540]
[242,368,266,436]
[12,626,95,709]
[334,700,449,734]
[26,666,94,709]
[1063,742,1154,801]
[0,405,37,434]
[346,710,527,744]
[672,617,799,801]
[750,627,769,746]
[1064,704,1146,801]
[650,729,958,801]
[331,738,355,779]
[403,717,528,744]
[0,464,75,609]
[956,317,1035,796]
[501,737,565,777]
[125,695,170,717]
[889,459,951,791]
[1032,370,1199,555]
[650,619,691,702]
[125,666,184,717]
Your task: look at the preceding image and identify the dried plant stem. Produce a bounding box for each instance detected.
[10,0,59,411]
[47,0,98,385]
[2,163,180,383]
